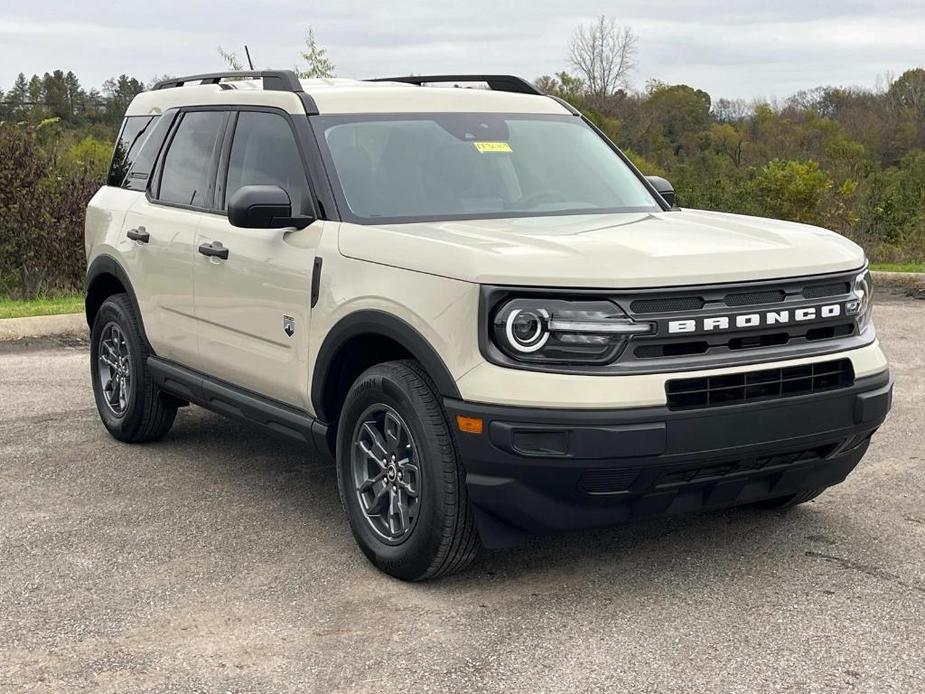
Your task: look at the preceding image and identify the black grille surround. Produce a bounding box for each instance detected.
[479,268,873,375]
[666,358,855,411]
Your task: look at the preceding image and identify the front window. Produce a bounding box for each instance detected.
[315,113,661,223]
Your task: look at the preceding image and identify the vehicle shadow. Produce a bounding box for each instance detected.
[159,406,854,592]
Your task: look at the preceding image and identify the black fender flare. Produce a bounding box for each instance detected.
[310,310,461,423]
[85,254,152,350]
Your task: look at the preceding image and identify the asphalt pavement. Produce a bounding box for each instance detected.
[1,296,923,693]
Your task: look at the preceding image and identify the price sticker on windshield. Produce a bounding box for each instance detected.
[473,141,512,153]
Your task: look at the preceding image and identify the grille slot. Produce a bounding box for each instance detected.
[666,358,854,411]
[579,468,640,494]
[724,289,786,306]
[631,296,704,314]
[803,282,850,299]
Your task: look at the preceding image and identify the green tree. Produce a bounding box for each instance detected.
[297,27,335,79]
[745,160,831,224]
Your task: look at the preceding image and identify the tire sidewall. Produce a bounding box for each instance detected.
[336,366,455,579]
[90,297,148,439]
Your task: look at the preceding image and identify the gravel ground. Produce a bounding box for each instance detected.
[0,297,922,693]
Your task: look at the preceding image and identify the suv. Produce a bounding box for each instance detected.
[85,70,893,580]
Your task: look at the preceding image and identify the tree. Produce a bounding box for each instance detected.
[297,27,335,79]
[218,46,245,71]
[567,16,637,107]
[746,159,831,224]
[2,73,29,120]
[101,75,145,126]
[534,72,586,103]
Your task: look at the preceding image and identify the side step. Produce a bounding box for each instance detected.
[148,356,331,460]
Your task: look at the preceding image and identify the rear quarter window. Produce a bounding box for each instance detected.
[120,112,175,192]
[108,116,155,187]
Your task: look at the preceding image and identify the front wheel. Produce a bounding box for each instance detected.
[336,361,480,581]
[90,294,177,443]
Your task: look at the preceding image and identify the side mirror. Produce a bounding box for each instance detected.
[646,176,676,208]
[227,185,314,229]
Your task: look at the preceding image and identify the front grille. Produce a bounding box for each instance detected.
[615,270,863,370]
[666,358,854,411]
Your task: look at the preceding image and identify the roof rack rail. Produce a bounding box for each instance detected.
[153,70,303,92]
[367,74,543,96]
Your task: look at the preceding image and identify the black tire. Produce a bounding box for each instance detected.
[90,294,177,443]
[751,487,827,510]
[336,360,480,581]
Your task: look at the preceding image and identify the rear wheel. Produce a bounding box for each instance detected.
[90,294,177,443]
[336,360,480,581]
[751,487,827,510]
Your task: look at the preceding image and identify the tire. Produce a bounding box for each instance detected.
[751,487,827,510]
[90,294,177,443]
[336,360,480,581]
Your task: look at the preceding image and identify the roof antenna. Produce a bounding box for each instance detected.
[244,45,255,71]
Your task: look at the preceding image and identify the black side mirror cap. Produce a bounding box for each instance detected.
[227,184,315,229]
[646,176,676,208]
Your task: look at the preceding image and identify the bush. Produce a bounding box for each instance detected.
[0,122,101,299]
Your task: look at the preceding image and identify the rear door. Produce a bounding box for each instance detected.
[194,108,323,409]
[122,109,229,368]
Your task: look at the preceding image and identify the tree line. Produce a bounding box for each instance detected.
[1,20,923,298]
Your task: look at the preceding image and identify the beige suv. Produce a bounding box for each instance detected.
[85,70,892,580]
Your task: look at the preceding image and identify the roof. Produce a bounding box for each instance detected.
[125,76,571,118]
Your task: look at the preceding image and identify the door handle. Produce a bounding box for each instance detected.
[198,241,229,260]
[126,226,149,243]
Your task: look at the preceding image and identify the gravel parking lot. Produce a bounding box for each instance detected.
[1,296,923,693]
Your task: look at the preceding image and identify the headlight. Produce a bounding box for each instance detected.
[491,298,653,364]
[847,269,873,331]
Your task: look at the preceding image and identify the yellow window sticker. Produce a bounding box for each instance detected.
[473,141,512,153]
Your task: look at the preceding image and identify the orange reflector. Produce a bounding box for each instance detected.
[456,415,484,435]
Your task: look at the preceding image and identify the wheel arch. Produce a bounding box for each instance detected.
[311,310,461,427]
[85,254,151,351]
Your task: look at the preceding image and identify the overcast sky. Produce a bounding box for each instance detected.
[2,1,924,100]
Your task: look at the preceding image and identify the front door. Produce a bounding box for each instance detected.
[193,109,323,410]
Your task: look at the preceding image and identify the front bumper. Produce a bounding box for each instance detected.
[445,370,892,548]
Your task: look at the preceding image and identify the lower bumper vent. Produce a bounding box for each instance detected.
[666,358,855,411]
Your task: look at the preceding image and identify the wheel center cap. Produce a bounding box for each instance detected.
[387,465,397,481]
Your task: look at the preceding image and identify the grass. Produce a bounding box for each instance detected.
[0,294,84,319]
[871,262,925,273]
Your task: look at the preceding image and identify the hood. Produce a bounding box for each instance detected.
[338,208,866,288]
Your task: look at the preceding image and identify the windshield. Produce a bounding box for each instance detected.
[315,113,662,223]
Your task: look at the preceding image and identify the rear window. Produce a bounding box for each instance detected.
[108,116,154,187]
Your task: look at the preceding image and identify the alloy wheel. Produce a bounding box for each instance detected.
[97,322,131,417]
[350,404,421,544]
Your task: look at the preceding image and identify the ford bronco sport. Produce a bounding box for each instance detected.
[85,70,893,580]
